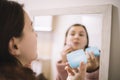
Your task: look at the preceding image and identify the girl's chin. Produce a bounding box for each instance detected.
[72,46,84,51]
[72,47,80,51]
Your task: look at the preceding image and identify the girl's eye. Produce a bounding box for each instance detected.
[79,34,84,36]
[70,33,75,36]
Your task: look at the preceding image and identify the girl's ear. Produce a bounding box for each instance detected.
[8,37,20,56]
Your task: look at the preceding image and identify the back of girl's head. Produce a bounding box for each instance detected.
[0,0,24,65]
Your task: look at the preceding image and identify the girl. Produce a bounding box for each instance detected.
[0,0,84,80]
[56,24,99,80]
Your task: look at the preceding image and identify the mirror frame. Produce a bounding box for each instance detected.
[30,4,112,80]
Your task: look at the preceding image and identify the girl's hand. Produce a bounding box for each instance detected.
[65,62,86,80]
[86,52,99,72]
[61,45,73,63]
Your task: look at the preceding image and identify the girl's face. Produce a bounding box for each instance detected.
[65,26,87,50]
[16,12,37,66]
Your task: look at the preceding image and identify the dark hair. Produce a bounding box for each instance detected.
[0,1,37,80]
[64,23,89,49]
[0,64,36,80]
[0,0,24,66]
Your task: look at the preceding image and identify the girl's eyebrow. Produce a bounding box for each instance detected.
[80,31,85,33]
[71,30,85,33]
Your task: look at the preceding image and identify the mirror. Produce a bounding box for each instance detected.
[30,4,112,80]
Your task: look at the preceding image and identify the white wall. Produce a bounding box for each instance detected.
[18,0,120,80]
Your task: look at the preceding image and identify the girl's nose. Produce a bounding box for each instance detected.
[74,34,79,38]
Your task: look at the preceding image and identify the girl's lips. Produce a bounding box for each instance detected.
[73,42,80,45]
[70,42,80,48]
[71,42,80,51]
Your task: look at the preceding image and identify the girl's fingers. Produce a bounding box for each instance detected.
[86,52,91,63]
[78,62,86,73]
[87,52,95,62]
[65,66,75,76]
[63,45,73,54]
[78,62,86,80]
[79,62,86,80]
[86,52,89,59]
[65,62,79,73]
[89,52,95,61]
[66,48,73,53]
[66,62,86,80]
[73,68,79,73]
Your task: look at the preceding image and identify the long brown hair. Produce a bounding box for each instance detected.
[0,0,24,66]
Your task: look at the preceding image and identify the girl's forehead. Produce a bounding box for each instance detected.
[69,26,86,32]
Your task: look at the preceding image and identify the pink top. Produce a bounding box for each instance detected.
[56,60,99,80]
